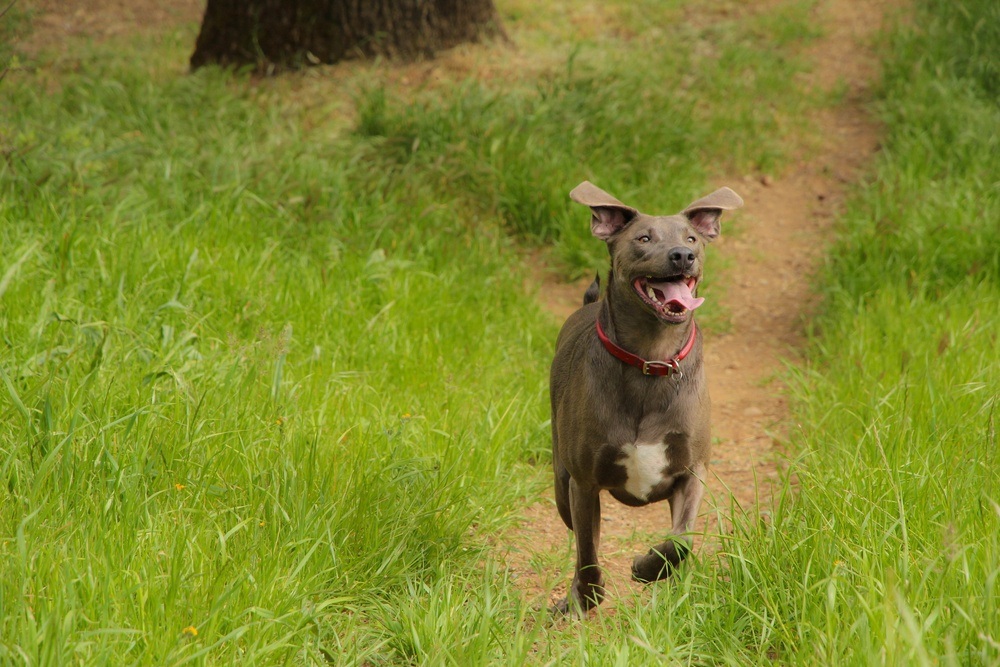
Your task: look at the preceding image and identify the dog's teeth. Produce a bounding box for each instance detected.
[647,286,657,301]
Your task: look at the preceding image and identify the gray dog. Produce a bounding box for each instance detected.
[549,181,743,614]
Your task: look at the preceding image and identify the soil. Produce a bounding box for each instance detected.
[16,0,893,615]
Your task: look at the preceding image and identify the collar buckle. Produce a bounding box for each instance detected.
[642,359,681,377]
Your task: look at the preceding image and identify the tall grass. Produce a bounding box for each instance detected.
[0,37,551,666]
[349,1,815,274]
[708,0,1000,661]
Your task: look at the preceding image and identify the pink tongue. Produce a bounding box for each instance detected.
[651,280,704,310]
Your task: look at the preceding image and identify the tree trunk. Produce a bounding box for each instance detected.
[190,0,506,72]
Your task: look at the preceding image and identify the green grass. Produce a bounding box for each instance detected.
[762,1,1000,659]
[2,0,997,663]
[350,5,812,275]
[0,30,552,663]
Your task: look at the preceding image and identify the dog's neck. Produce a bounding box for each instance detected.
[600,272,696,362]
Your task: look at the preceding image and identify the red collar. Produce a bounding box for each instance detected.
[595,318,698,377]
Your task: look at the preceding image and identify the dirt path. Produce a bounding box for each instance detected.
[16,0,204,54]
[516,0,891,612]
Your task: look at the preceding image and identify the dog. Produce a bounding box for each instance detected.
[549,181,742,614]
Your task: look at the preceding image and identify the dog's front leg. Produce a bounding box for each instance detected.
[631,463,706,583]
[553,477,604,615]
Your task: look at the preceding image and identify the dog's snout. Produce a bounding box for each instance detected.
[668,246,696,270]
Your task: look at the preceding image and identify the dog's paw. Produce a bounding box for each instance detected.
[631,539,691,583]
[550,580,605,617]
[550,597,583,619]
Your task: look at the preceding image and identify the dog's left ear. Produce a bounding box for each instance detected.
[683,187,743,241]
[570,181,640,241]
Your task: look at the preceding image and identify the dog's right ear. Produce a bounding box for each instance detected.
[570,181,639,241]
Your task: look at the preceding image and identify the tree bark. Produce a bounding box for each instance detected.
[190,0,506,72]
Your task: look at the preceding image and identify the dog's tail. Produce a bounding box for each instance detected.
[583,273,600,305]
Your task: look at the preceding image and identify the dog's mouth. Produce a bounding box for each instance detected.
[633,275,703,323]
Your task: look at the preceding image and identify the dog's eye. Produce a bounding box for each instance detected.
[637,235,650,243]
[687,236,697,244]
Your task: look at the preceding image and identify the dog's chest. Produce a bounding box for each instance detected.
[593,424,693,502]
[619,442,671,500]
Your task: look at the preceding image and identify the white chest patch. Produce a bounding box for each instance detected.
[620,442,670,501]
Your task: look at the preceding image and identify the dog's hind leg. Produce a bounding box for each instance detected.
[553,449,573,530]
[631,463,706,583]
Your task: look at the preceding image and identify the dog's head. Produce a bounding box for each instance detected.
[570,181,742,324]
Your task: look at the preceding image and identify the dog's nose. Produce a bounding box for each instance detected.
[668,247,696,270]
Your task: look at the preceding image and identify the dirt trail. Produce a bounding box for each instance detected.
[517,0,891,611]
[16,0,204,53]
